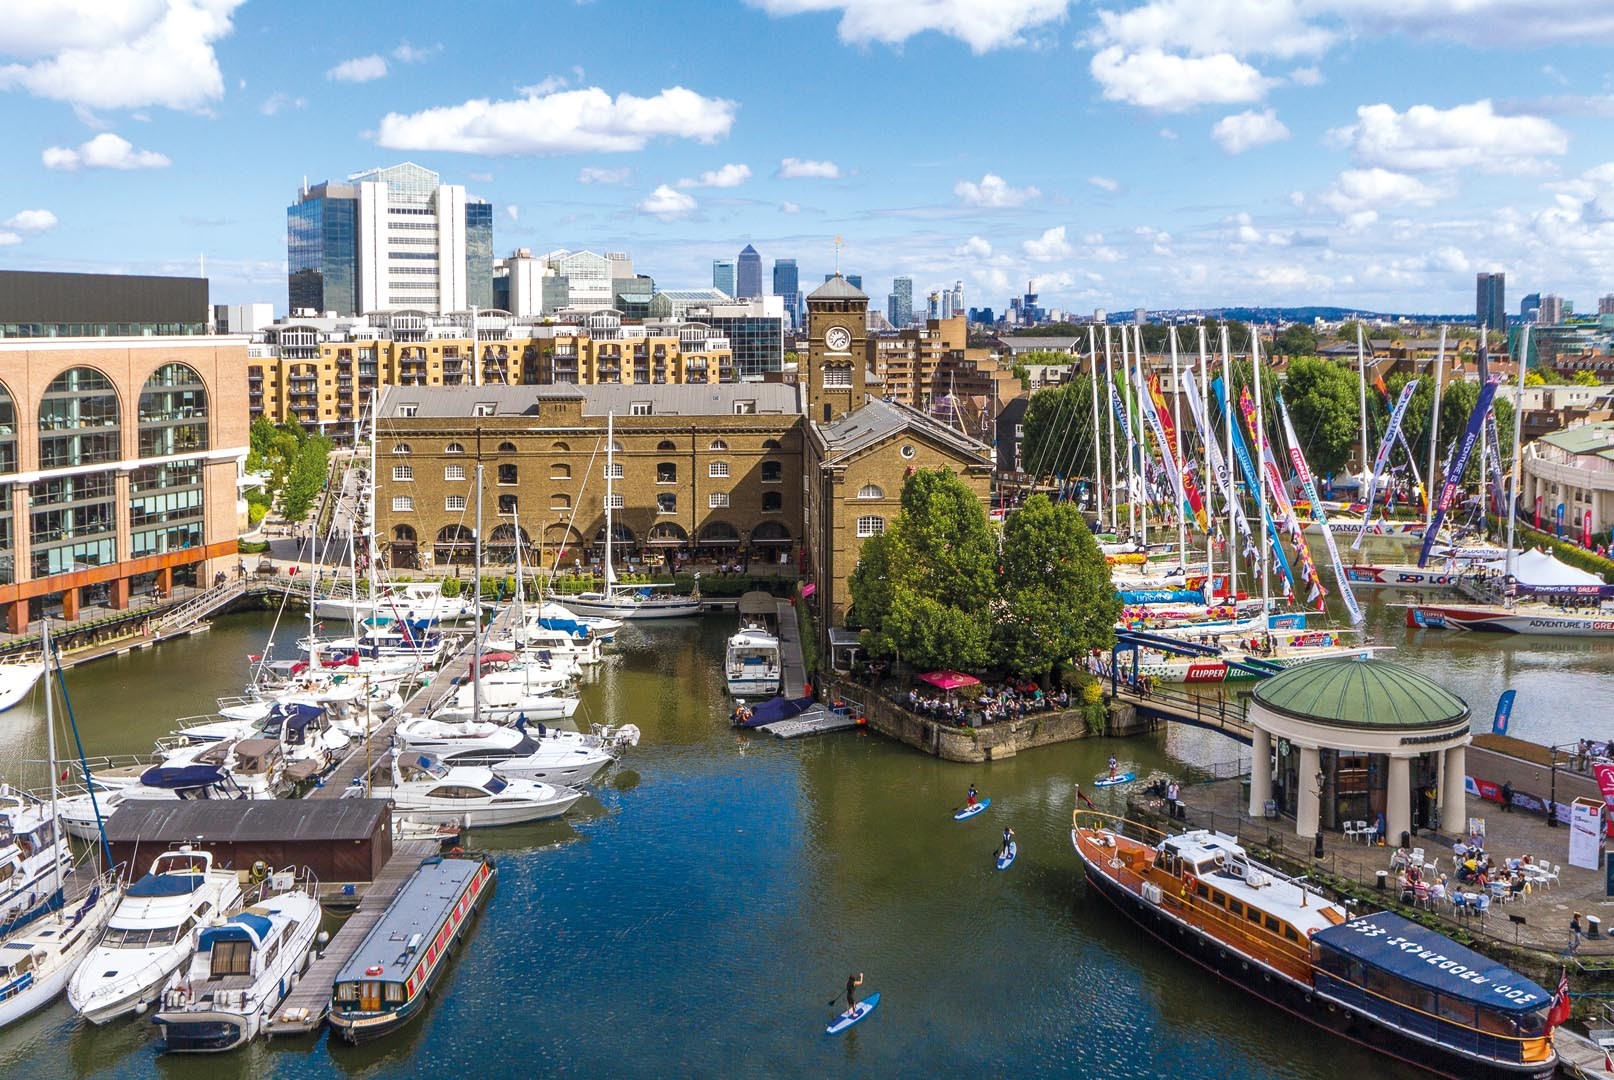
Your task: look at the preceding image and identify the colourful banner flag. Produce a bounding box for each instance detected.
[1492,689,1516,735]
[1182,370,1249,543]
[1145,374,1208,532]
[1417,377,1502,567]
[1212,376,1297,597]
[1240,386,1326,608]
[1278,389,1364,624]
[1354,379,1419,551]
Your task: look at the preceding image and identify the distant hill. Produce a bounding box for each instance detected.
[1192,306,1473,324]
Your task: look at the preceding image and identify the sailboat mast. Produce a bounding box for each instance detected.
[1087,325,1104,529]
[1506,326,1530,581]
[1253,330,1270,613]
[1196,324,1214,589]
[1120,326,1137,540]
[43,618,62,895]
[604,412,616,585]
[473,463,484,721]
[1169,327,1186,571]
[1221,324,1239,603]
[1427,327,1446,531]
[1356,325,1370,487]
[1134,324,1150,548]
[1102,326,1119,535]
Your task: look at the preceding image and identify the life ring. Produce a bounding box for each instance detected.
[1181,871,1195,896]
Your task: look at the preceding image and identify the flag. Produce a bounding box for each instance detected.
[1418,377,1502,567]
[1372,372,1390,403]
[1548,968,1571,1028]
[1492,690,1516,735]
[1602,1048,1611,1073]
[1356,380,1418,551]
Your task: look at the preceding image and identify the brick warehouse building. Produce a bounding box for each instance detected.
[0,336,249,633]
[374,275,992,634]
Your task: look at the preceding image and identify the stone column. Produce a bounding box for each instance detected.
[1248,725,1272,818]
[1443,744,1469,835]
[61,587,78,622]
[1387,755,1412,845]
[1296,744,1321,839]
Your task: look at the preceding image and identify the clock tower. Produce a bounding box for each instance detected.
[803,274,869,423]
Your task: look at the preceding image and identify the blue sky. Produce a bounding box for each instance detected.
[4,0,1614,317]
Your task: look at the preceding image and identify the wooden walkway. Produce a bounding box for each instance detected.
[1110,683,1254,745]
[775,599,807,697]
[264,837,440,1038]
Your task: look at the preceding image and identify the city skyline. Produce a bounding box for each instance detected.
[3,2,1614,314]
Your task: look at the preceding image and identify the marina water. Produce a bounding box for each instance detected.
[0,598,1600,1079]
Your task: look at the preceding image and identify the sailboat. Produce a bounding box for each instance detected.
[568,413,702,620]
[0,619,120,1031]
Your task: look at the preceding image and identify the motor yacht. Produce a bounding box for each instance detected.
[379,752,583,827]
[724,626,781,696]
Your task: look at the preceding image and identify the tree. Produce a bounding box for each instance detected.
[278,432,333,523]
[1273,323,1318,357]
[993,495,1118,679]
[1524,370,1546,387]
[1019,376,1106,483]
[849,468,997,671]
[1281,357,1360,475]
[1573,369,1601,387]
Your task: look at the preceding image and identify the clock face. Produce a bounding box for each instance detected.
[825,325,852,352]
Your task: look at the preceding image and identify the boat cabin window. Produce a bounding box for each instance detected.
[484,776,508,795]
[1284,926,1300,942]
[385,982,406,1002]
[426,786,485,800]
[1227,898,1243,917]
[104,923,185,948]
[1263,915,1280,933]
[0,863,14,884]
[263,939,280,968]
[1194,882,1208,900]
[210,939,253,977]
[337,982,357,1001]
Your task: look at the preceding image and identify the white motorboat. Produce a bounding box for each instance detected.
[537,601,622,641]
[440,681,581,723]
[57,759,264,842]
[0,787,75,935]
[172,700,351,763]
[0,875,121,1031]
[396,714,529,763]
[314,580,478,624]
[153,885,322,1053]
[381,751,583,827]
[0,656,44,713]
[491,739,614,787]
[488,620,603,665]
[724,626,781,696]
[68,847,243,1025]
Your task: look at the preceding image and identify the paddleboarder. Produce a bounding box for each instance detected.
[1000,826,1015,860]
[844,972,864,1017]
[966,783,978,808]
[1108,755,1119,780]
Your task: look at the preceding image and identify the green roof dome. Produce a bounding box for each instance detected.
[1251,656,1470,730]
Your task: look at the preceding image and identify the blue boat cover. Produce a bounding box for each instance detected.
[536,617,588,639]
[1118,589,1206,605]
[737,694,815,728]
[270,701,322,731]
[140,764,227,790]
[1313,911,1550,1014]
[127,872,205,898]
[199,911,272,950]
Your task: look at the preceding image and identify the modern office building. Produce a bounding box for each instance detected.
[712,259,737,297]
[287,162,493,317]
[681,296,786,378]
[1520,292,1542,321]
[1,270,208,338]
[213,303,274,334]
[888,277,913,328]
[1476,271,1506,332]
[1539,294,1567,326]
[736,245,763,299]
[772,258,799,328]
[649,289,735,321]
[951,282,964,322]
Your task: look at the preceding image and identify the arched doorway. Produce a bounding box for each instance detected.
[390,524,419,570]
[434,524,474,567]
[486,523,532,567]
[698,521,741,547]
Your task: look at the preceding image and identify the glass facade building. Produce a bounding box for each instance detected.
[712,260,737,298]
[773,259,799,328]
[736,245,762,299]
[465,201,494,310]
[704,312,784,378]
[889,276,913,327]
[287,187,358,316]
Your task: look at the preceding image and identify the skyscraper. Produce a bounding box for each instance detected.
[950,281,964,320]
[1600,295,1614,316]
[736,244,762,299]
[772,258,799,327]
[287,162,492,316]
[940,289,954,320]
[1539,294,1566,325]
[888,276,913,327]
[1476,271,1506,331]
[713,259,737,297]
[1520,292,1541,320]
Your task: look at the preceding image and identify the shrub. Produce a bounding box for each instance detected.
[247,502,268,527]
[440,576,461,598]
[237,539,269,554]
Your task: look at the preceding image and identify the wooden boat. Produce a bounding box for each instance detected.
[1071,813,1558,1080]
[327,855,495,1044]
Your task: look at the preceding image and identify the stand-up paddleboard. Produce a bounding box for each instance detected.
[1093,772,1136,788]
[826,992,880,1035]
[995,841,1017,871]
[953,798,990,820]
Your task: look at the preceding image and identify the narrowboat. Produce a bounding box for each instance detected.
[1072,814,1558,1079]
[327,854,494,1044]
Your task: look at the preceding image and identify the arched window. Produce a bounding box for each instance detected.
[434,524,475,566]
[761,492,782,513]
[648,521,687,545]
[698,521,741,546]
[392,524,417,543]
[497,441,518,453]
[753,521,791,543]
[39,366,119,469]
[657,439,678,451]
[551,440,570,451]
[138,363,208,457]
[609,439,624,453]
[858,484,884,499]
[551,493,572,511]
[656,462,677,483]
[761,460,782,483]
[392,442,413,455]
[708,438,729,451]
[657,493,677,514]
[497,463,518,485]
[444,442,466,454]
[762,438,781,449]
[550,462,571,480]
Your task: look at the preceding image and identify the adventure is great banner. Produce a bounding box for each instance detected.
[1417,376,1502,568]
[1354,379,1419,551]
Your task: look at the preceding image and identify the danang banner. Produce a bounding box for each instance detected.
[1417,377,1501,567]
[1354,380,1418,551]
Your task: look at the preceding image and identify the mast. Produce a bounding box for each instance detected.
[511,506,526,634]
[1087,325,1103,529]
[1426,327,1446,531]
[1196,324,1215,590]
[1221,324,1239,603]
[1356,324,1370,488]
[473,463,484,722]
[1506,326,1530,581]
[1134,324,1150,547]
[1119,326,1137,540]
[43,618,62,897]
[1169,327,1186,571]
[1102,326,1119,535]
[604,412,616,587]
[469,305,480,388]
[1253,330,1270,613]
[1477,325,1489,532]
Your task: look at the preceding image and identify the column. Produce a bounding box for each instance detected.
[5,599,25,636]
[1443,744,1469,836]
[1296,744,1321,839]
[109,577,129,611]
[1248,725,1272,818]
[60,587,79,622]
[1387,755,1412,845]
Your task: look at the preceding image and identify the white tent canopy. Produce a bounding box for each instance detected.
[1482,547,1605,588]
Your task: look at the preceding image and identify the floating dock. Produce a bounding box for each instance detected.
[775,598,807,697]
[758,703,863,739]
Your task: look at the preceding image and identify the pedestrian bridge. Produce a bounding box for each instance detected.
[1108,681,1253,746]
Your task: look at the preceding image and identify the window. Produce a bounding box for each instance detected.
[900,444,916,459]
[444,465,466,481]
[497,494,517,514]
[709,461,729,478]
[497,441,517,453]
[709,492,729,508]
[473,402,496,417]
[822,367,852,388]
[709,438,728,451]
[444,442,465,454]
[858,483,884,499]
[210,939,252,977]
[606,494,624,509]
[657,463,677,484]
[734,400,757,414]
[761,461,782,483]
[762,492,782,513]
[392,443,412,455]
[445,495,467,512]
[762,438,781,449]
[657,493,677,514]
[397,404,419,417]
[605,463,624,479]
[392,465,413,482]
[385,983,406,1003]
[497,463,517,485]
[551,441,570,451]
[630,401,652,416]
[550,463,571,480]
[856,515,884,537]
[391,496,414,513]
[551,493,571,511]
[656,439,677,451]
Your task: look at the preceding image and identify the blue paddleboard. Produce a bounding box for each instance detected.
[953,798,990,820]
[1094,772,1136,788]
[996,841,1017,871]
[826,991,879,1035]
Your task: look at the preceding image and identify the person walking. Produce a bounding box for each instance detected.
[1501,780,1514,812]
[1570,913,1584,956]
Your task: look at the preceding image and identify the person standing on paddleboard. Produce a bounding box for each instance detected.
[1108,755,1118,779]
[1000,826,1014,859]
[966,784,978,807]
[845,972,864,1016]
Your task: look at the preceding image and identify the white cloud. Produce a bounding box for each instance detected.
[1158,127,1178,140]
[1024,225,1073,260]
[1289,65,1324,86]
[747,0,1072,53]
[679,163,751,188]
[956,235,993,258]
[0,232,20,246]
[1088,175,1120,192]
[259,91,305,116]
[1329,100,1568,175]
[1211,108,1291,154]
[327,55,387,83]
[377,86,738,155]
[1089,0,1332,60]
[637,184,697,221]
[778,157,841,179]
[1316,167,1446,213]
[1227,211,1290,246]
[1328,1,1614,49]
[505,205,519,222]
[519,75,571,97]
[781,201,801,214]
[954,173,1040,207]
[577,166,631,185]
[42,132,171,170]
[1090,46,1272,111]
[0,0,243,112]
[4,209,56,232]
[391,42,439,63]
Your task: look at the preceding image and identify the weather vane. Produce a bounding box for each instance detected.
[833,235,843,275]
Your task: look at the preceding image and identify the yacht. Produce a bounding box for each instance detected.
[314,580,478,624]
[380,752,583,827]
[537,600,622,641]
[0,656,44,713]
[396,714,529,764]
[724,626,781,696]
[0,874,121,1031]
[153,885,322,1052]
[490,738,615,787]
[0,787,75,935]
[68,847,242,1025]
[487,620,603,665]
[56,755,264,841]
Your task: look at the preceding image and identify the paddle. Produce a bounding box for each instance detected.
[828,974,865,1007]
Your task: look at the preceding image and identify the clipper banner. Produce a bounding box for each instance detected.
[1278,390,1364,624]
[1182,370,1250,543]
[1417,377,1502,568]
[1355,380,1419,551]
[1240,386,1327,608]
[1145,374,1208,532]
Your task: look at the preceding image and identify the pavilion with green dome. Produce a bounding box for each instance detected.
[1246,655,1473,843]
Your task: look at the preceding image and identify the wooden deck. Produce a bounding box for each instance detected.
[1110,682,1254,745]
[263,837,441,1038]
[775,599,807,698]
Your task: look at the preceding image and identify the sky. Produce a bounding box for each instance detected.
[4,0,1614,317]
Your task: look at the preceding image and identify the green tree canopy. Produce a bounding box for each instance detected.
[1573,369,1602,386]
[1019,376,1107,483]
[993,495,1118,679]
[1281,357,1360,475]
[1273,323,1318,357]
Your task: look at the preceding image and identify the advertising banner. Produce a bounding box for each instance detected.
[1417,377,1501,567]
[1557,503,1566,538]
[1355,380,1419,549]
[1570,797,1605,871]
[1492,689,1516,735]
[1278,390,1363,623]
[1212,377,1296,592]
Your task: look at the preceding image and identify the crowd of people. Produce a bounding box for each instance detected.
[903,682,1071,727]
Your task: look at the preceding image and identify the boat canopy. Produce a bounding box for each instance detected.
[198,911,273,950]
[917,670,981,691]
[1312,912,1551,1014]
[126,872,206,898]
[1483,547,1614,597]
[269,701,323,731]
[139,763,228,790]
[535,617,588,638]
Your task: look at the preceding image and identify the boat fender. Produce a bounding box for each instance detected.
[1305,928,1316,938]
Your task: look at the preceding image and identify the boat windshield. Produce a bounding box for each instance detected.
[102,923,187,948]
[484,776,509,795]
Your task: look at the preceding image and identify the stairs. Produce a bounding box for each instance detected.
[149,578,249,635]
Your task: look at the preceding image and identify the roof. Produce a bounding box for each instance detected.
[815,397,992,464]
[808,274,868,302]
[1312,911,1550,1015]
[336,856,484,984]
[199,911,274,950]
[1539,420,1614,458]
[378,384,584,418]
[1252,657,1470,730]
[106,798,390,845]
[578,384,797,416]
[737,591,777,616]
[998,336,1085,354]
